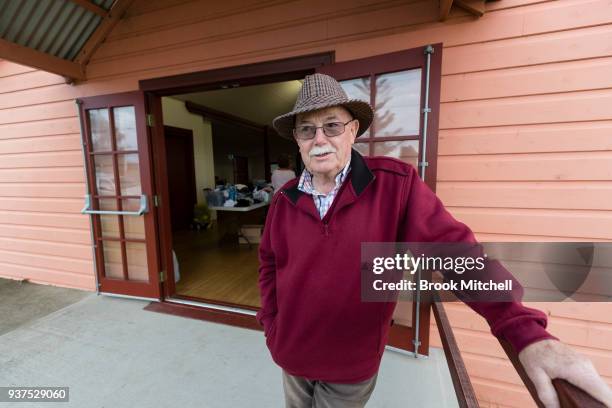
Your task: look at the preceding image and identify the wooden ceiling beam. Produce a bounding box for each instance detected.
[0,38,85,80]
[74,0,135,66]
[67,0,108,17]
[454,0,486,17]
[439,0,454,22]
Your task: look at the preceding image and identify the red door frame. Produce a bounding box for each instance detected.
[78,91,162,299]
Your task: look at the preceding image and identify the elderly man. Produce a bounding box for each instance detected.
[257,73,611,408]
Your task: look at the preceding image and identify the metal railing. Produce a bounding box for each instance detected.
[81,194,149,216]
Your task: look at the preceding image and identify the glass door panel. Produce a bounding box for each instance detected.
[341,77,371,138]
[102,240,124,280]
[126,242,149,282]
[374,69,421,137]
[373,140,420,168]
[113,106,138,151]
[79,91,160,299]
[89,108,112,152]
[117,153,142,195]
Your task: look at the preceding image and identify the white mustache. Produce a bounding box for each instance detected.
[309,146,337,157]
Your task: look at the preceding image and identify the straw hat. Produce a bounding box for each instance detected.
[272,73,373,139]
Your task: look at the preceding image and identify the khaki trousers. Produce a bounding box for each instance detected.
[282,371,378,408]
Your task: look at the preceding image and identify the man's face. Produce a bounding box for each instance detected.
[295,106,359,180]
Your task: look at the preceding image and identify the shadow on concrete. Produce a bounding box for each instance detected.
[0,278,89,336]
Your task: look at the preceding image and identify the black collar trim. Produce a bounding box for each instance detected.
[349,148,374,196]
[282,182,304,205]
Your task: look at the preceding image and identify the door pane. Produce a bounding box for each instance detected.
[113,106,138,151]
[117,153,142,195]
[102,240,123,279]
[374,140,419,168]
[339,77,371,138]
[98,198,120,238]
[94,154,115,195]
[122,199,145,239]
[374,69,421,137]
[126,242,149,282]
[89,108,111,152]
[79,91,160,299]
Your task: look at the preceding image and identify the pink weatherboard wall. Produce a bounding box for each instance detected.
[0,0,611,406]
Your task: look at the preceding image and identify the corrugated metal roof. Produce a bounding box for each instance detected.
[0,0,115,61]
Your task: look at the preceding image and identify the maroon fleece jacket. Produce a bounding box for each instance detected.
[257,149,555,383]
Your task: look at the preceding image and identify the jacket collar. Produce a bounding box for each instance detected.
[282,148,374,206]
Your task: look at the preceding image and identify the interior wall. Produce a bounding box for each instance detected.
[211,125,297,184]
[211,121,265,183]
[161,97,215,204]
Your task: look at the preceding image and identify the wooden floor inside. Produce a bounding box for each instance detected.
[172,226,261,308]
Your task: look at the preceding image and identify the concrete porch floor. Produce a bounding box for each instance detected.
[0,279,459,407]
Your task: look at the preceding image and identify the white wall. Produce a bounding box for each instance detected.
[161,97,215,205]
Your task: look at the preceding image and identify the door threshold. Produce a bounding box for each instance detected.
[100,291,159,302]
[165,296,257,316]
[144,297,262,332]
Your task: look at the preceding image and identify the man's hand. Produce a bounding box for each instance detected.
[519,339,612,408]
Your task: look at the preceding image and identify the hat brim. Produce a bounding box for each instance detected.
[272,99,373,140]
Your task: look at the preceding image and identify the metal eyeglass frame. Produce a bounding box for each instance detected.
[292,119,355,140]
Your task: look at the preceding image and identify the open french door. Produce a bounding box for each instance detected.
[317,44,443,354]
[77,91,162,299]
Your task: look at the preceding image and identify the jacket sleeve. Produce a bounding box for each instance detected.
[399,165,557,353]
[256,193,280,335]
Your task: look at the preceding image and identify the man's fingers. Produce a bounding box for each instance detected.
[529,368,560,408]
[519,340,612,407]
[556,359,612,407]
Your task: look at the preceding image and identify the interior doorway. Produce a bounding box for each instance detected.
[159,79,302,309]
[164,126,197,232]
[141,47,441,354]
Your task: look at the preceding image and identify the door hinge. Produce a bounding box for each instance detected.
[159,270,166,282]
[153,195,160,207]
[146,114,155,127]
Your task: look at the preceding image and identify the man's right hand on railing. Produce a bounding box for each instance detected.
[518,339,612,408]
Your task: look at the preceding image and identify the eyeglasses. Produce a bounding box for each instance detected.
[293,119,355,140]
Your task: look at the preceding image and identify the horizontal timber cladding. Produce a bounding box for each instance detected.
[0,0,611,405]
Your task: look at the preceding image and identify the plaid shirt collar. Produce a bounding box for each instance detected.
[297,157,351,218]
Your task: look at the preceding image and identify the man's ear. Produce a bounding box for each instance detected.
[350,119,359,142]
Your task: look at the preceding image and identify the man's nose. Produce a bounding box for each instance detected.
[313,126,327,144]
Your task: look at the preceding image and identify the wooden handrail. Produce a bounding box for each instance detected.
[433,297,605,407]
[498,338,606,408]
[432,300,480,408]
